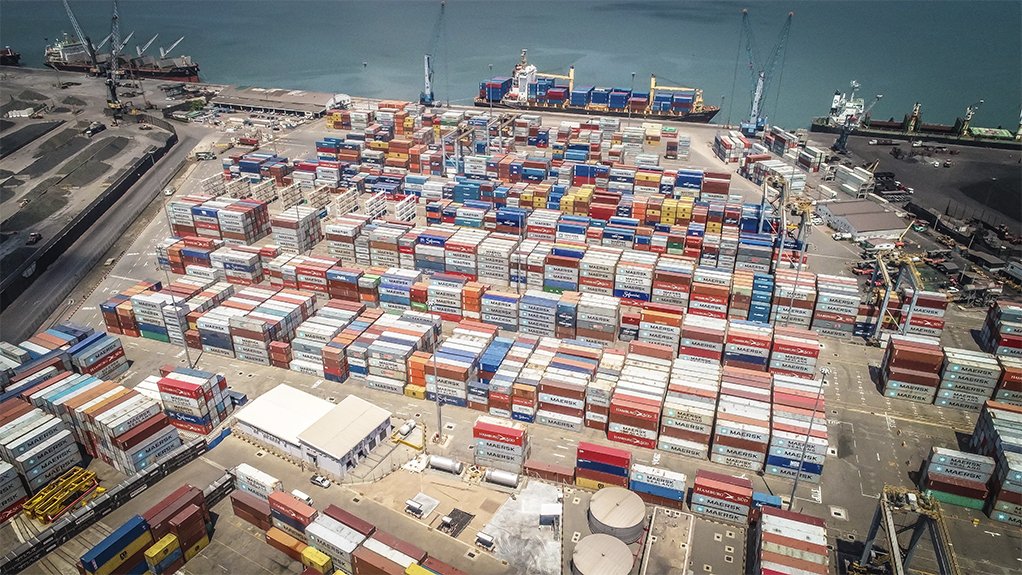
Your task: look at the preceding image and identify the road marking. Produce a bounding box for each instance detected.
[126,252,140,256]
[81,306,96,311]
[108,274,140,282]
[876,452,881,461]
[312,379,323,389]
[553,453,566,458]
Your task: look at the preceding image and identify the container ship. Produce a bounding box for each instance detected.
[474,50,719,123]
[0,47,21,66]
[44,33,200,82]
[811,81,1021,150]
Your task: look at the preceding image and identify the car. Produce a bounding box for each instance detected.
[810,216,824,226]
[163,186,176,197]
[26,232,43,245]
[932,161,941,168]
[310,475,331,488]
[195,151,216,161]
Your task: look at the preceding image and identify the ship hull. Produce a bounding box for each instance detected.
[810,118,1021,151]
[45,60,200,83]
[0,53,21,67]
[474,98,719,124]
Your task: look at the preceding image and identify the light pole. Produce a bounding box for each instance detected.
[628,72,636,129]
[156,150,196,369]
[488,64,494,153]
[720,95,726,127]
[787,367,827,510]
[432,334,446,445]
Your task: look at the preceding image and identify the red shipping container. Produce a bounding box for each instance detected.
[576,441,632,468]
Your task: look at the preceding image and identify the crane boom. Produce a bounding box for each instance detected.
[62,0,88,49]
[160,37,184,59]
[137,34,158,57]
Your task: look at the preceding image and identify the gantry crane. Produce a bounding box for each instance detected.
[738,10,793,136]
[833,93,883,153]
[420,1,446,106]
[958,99,984,136]
[850,485,961,575]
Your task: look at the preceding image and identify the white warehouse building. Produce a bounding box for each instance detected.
[298,395,393,479]
[233,384,392,479]
[816,200,908,240]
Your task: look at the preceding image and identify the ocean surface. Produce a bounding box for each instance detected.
[1,0,1019,131]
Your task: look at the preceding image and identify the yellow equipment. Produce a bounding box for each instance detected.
[22,467,104,523]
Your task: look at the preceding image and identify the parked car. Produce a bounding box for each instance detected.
[163,185,176,196]
[310,475,331,488]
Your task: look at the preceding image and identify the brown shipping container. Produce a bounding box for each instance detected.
[352,546,404,575]
[524,460,575,484]
[371,530,426,562]
[421,557,469,575]
[323,504,376,537]
[230,489,271,518]
[759,549,828,575]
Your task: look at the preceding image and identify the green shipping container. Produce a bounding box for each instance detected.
[925,489,985,510]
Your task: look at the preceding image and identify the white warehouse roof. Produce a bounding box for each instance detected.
[235,384,334,446]
[298,395,392,458]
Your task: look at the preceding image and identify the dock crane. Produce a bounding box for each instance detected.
[738,9,793,137]
[958,99,983,136]
[419,1,446,106]
[833,93,883,153]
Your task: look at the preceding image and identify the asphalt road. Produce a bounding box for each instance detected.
[0,128,198,343]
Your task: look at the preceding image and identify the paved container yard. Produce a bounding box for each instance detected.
[2,94,1020,575]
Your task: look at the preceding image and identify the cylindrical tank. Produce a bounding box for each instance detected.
[483,469,519,488]
[587,487,646,544]
[398,419,416,436]
[428,455,464,475]
[571,534,632,575]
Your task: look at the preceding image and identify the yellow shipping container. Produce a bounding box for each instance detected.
[301,546,333,573]
[183,535,210,562]
[144,534,180,568]
[94,531,154,575]
[574,477,613,491]
[404,385,426,399]
[405,565,435,575]
[386,153,410,161]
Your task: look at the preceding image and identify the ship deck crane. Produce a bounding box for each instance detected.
[738,10,793,137]
[159,36,184,59]
[850,485,961,575]
[959,99,983,136]
[420,1,446,106]
[650,75,705,113]
[833,93,883,153]
[136,33,158,57]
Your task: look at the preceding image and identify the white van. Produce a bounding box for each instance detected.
[290,489,314,506]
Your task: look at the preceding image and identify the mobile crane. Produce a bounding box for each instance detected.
[420,1,446,106]
[833,92,883,153]
[737,10,793,137]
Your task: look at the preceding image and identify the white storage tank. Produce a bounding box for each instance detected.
[428,455,464,475]
[571,533,633,575]
[587,487,646,544]
[483,468,519,488]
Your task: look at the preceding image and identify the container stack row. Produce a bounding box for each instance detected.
[971,401,1022,527]
[753,507,829,575]
[78,484,211,575]
[228,462,468,575]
